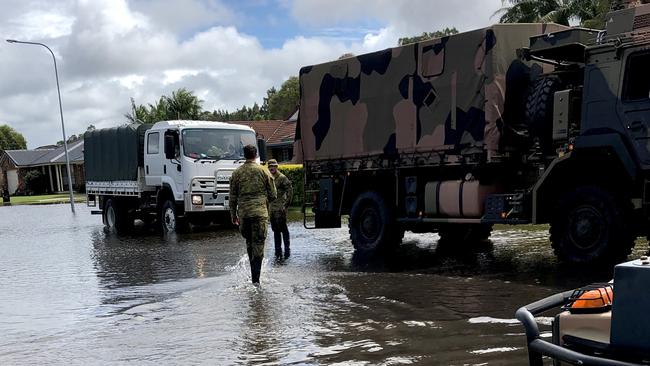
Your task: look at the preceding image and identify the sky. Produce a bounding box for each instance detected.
[0,0,503,148]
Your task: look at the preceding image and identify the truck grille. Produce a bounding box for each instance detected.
[192,178,215,192]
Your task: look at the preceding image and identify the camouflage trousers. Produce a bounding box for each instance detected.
[239,217,268,261]
[270,210,290,256]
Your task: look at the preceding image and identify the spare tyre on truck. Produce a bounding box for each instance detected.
[296,1,650,263]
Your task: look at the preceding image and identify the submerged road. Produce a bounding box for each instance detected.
[1,204,646,365]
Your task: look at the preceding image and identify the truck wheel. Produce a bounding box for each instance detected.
[550,186,635,263]
[438,224,493,243]
[525,75,562,154]
[349,191,402,253]
[159,199,177,233]
[103,198,133,234]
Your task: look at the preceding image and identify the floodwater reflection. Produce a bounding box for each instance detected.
[1,204,647,364]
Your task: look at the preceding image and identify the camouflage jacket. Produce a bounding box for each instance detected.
[270,171,293,213]
[229,161,277,220]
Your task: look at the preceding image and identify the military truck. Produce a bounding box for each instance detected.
[297,2,650,263]
[85,120,262,233]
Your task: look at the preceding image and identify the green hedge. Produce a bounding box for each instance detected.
[276,164,303,207]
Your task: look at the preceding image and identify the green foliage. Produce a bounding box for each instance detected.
[277,164,303,206]
[398,27,459,46]
[125,88,203,123]
[0,124,27,150]
[24,170,47,194]
[265,77,299,120]
[127,77,299,124]
[496,0,611,28]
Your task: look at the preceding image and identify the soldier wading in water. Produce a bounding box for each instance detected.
[267,159,293,259]
[229,145,277,284]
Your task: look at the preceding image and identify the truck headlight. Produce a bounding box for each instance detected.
[192,195,203,205]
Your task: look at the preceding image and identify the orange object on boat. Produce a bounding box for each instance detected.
[569,285,613,312]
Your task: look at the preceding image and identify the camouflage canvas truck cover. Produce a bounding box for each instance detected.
[297,23,566,165]
[298,1,650,265]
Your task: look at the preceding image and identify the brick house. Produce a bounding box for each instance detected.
[0,139,85,195]
[227,117,297,162]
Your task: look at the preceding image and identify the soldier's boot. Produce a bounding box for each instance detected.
[283,231,290,259]
[251,257,262,284]
[274,231,283,259]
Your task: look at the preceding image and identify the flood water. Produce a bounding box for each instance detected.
[1,204,648,365]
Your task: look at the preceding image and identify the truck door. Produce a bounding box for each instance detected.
[164,130,183,195]
[618,49,650,166]
[144,131,163,186]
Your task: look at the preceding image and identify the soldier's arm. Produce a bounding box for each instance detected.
[284,176,293,208]
[266,170,277,202]
[229,171,239,222]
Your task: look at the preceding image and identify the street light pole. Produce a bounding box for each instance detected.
[7,39,75,213]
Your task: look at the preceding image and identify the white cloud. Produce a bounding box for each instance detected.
[0,0,503,148]
[290,0,504,36]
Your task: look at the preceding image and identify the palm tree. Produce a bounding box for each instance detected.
[164,88,203,120]
[495,0,608,27]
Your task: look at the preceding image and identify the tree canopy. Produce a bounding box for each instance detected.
[126,88,203,124]
[398,27,459,46]
[0,124,27,151]
[495,0,612,28]
[128,79,299,124]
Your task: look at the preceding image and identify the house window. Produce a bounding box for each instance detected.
[623,51,650,101]
[147,132,159,154]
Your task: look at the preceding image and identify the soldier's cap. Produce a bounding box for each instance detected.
[267,159,279,167]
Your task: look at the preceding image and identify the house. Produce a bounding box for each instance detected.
[0,139,85,195]
[227,117,297,162]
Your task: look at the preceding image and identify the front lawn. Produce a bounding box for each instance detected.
[2,193,86,205]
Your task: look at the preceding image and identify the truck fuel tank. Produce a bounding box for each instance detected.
[424,180,497,218]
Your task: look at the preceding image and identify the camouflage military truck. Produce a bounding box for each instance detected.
[296,2,650,263]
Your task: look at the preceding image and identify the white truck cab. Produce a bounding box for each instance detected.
[144,120,258,218]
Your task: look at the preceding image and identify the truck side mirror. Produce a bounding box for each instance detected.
[257,138,267,162]
[164,135,176,160]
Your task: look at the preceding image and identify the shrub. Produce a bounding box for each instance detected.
[24,170,47,195]
[277,164,303,207]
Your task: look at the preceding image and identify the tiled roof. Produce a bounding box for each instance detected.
[226,120,296,146]
[3,139,84,167]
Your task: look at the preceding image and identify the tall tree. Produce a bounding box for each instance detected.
[495,0,608,27]
[0,124,27,151]
[265,77,299,120]
[126,89,203,124]
[398,27,459,46]
[164,88,203,120]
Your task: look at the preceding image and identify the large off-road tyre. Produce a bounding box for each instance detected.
[550,186,635,264]
[438,224,493,243]
[349,191,402,253]
[525,75,563,154]
[103,198,133,234]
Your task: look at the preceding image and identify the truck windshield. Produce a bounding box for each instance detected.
[182,129,256,160]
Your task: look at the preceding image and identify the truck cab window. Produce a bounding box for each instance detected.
[147,132,159,154]
[623,52,650,101]
[181,129,256,160]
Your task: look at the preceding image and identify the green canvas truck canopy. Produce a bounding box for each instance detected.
[297,23,567,163]
[84,123,152,182]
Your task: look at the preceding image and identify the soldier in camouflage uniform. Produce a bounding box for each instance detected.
[267,159,294,259]
[229,145,277,284]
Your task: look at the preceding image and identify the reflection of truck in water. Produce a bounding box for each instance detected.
[85,120,260,233]
[298,2,650,263]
